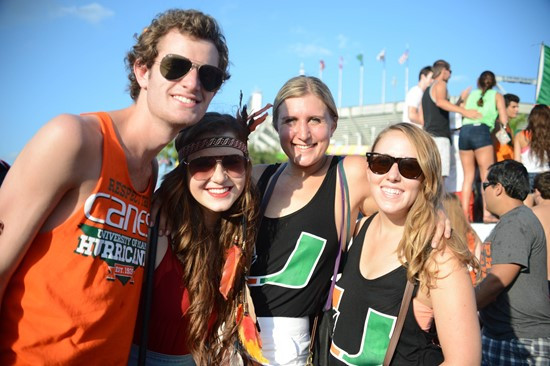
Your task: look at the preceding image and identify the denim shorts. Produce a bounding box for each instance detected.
[459,124,493,150]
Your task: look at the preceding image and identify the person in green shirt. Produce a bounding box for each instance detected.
[458,70,508,223]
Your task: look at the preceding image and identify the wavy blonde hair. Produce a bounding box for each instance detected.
[372,123,476,290]
[156,113,259,364]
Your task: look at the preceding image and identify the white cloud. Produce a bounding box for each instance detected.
[336,34,348,49]
[56,3,114,24]
[289,43,332,58]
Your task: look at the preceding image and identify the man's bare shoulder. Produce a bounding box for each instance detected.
[532,204,550,222]
[15,114,103,183]
[47,113,102,143]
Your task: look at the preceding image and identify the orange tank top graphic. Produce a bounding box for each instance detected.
[0,112,153,365]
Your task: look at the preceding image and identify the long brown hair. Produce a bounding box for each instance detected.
[526,104,550,166]
[476,70,496,107]
[156,113,259,364]
[371,123,476,289]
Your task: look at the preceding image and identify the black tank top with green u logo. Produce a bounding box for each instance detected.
[249,156,340,317]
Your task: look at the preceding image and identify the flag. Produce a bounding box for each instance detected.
[357,53,364,66]
[339,56,344,69]
[320,59,325,71]
[399,49,409,65]
[536,43,550,105]
[376,49,385,62]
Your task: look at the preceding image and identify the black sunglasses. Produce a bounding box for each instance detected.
[366,152,423,179]
[184,155,248,181]
[482,181,496,190]
[159,54,224,92]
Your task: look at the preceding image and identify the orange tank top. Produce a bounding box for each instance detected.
[0,112,153,365]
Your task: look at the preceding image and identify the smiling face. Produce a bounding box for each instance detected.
[368,130,423,221]
[186,136,247,226]
[139,30,220,130]
[275,93,336,169]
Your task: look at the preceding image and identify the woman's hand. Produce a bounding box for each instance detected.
[431,209,451,249]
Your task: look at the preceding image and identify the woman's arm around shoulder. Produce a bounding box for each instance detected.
[425,247,481,365]
[342,155,376,218]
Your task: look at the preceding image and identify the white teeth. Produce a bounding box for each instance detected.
[295,144,313,150]
[382,187,401,195]
[173,95,195,104]
[208,188,229,194]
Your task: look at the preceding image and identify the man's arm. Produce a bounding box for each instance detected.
[475,263,521,309]
[0,115,99,305]
[433,82,482,120]
[408,106,424,125]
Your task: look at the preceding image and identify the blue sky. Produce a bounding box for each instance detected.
[1,0,549,164]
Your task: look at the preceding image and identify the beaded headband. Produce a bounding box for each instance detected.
[179,136,248,162]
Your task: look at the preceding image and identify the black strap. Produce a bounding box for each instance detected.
[309,157,350,357]
[258,163,286,218]
[137,214,160,365]
[383,280,414,366]
[256,163,280,196]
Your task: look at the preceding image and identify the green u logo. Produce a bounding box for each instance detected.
[248,232,326,288]
[331,308,396,365]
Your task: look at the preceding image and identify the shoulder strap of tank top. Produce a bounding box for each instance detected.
[383,280,414,366]
[258,163,287,220]
[256,163,280,197]
[322,157,350,311]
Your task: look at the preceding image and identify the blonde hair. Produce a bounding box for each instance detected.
[372,123,476,289]
[441,192,481,284]
[272,76,338,131]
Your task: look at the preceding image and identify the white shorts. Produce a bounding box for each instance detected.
[433,136,451,177]
[257,316,310,366]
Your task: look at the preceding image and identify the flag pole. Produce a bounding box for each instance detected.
[360,64,364,106]
[338,57,343,108]
[405,61,409,99]
[382,61,386,105]
[357,54,364,106]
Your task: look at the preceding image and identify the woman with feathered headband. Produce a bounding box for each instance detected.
[130,109,269,365]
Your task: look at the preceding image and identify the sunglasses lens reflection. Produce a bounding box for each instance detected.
[188,155,247,180]
[160,55,224,92]
[366,153,422,179]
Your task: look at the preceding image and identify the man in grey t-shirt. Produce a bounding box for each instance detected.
[476,160,550,365]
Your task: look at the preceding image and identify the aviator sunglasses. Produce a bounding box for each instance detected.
[366,152,423,179]
[159,54,224,92]
[184,155,248,181]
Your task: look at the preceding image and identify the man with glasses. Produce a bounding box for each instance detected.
[0,9,229,364]
[476,160,550,365]
[422,59,481,181]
